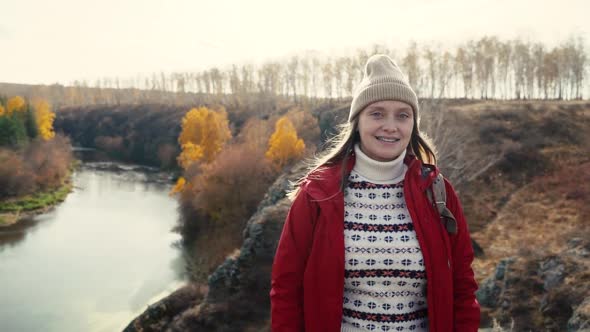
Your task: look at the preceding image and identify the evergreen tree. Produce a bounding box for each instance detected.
[24,105,39,139]
[0,114,28,147]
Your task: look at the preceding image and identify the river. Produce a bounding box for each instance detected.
[0,159,185,332]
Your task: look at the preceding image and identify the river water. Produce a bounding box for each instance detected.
[0,160,185,332]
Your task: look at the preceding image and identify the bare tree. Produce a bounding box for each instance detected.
[403,42,421,95]
[496,41,512,99]
[334,57,347,100]
[299,57,311,99]
[322,59,334,99]
[344,56,356,97]
[423,45,439,98]
[421,99,504,188]
[356,49,370,80]
[455,45,473,98]
[532,43,546,99]
[229,65,240,95]
[513,39,531,99]
[310,56,321,98]
[437,50,454,98]
[482,37,498,99]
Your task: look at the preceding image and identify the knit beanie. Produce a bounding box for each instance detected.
[349,54,418,122]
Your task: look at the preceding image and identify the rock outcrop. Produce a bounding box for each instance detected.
[477,237,590,331]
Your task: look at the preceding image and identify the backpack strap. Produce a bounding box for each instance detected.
[426,173,458,235]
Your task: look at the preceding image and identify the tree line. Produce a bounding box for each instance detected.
[6,35,587,109]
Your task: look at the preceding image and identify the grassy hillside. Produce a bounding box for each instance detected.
[449,101,590,330]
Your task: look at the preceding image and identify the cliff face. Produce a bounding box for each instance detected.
[124,163,306,332]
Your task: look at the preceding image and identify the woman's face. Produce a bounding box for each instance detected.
[357,100,414,162]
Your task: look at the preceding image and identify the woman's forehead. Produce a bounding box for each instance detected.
[364,100,413,112]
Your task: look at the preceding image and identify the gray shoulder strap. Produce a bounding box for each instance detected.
[427,173,458,234]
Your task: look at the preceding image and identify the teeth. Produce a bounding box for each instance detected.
[377,137,399,143]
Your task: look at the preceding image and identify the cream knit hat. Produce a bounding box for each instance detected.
[349,54,418,122]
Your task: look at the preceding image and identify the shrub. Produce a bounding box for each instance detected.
[188,144,273,225]
[497,144,550,183]
[24,134,73,190]
[0,149,35,198]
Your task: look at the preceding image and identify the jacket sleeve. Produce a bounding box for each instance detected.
[444,180,481,332]
[270,185,318,332]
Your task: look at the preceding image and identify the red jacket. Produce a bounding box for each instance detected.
[270,154,480,331]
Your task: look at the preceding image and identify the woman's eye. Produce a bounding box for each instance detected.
[398,113,410,119]
[371,112,383,117]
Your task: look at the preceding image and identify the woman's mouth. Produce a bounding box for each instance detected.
[376,136,400,143]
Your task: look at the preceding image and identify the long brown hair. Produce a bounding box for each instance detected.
[288,104,437,200]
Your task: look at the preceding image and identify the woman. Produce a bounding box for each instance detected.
[270,54,480,331]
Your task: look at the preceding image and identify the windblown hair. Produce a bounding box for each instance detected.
[287,108,437,200]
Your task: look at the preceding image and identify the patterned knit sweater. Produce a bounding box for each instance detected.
[341,145,428,332]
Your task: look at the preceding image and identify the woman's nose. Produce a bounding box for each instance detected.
[382,117,397,132]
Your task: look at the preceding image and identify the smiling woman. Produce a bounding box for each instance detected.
[270,54,480,332]
[357,101,414,162]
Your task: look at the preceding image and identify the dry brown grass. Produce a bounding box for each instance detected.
[457,100,590,266]
[450,99,590,116]
[184,222,247,283]
[473,160,590,283]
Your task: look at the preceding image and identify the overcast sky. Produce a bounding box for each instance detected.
[1,0,589,85]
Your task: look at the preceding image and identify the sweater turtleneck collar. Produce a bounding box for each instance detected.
[353,144,407,183]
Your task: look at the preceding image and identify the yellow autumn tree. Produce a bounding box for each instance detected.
[177,142,204,169]
[0,105,5,117]
[266,116,305,170]
[177,106,231,169]
[171,107,231,195]
[169,176,186,195]
[33,100,56,140]
[6,96,25,115]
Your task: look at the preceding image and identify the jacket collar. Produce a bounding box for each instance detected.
[304,151,439,201]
